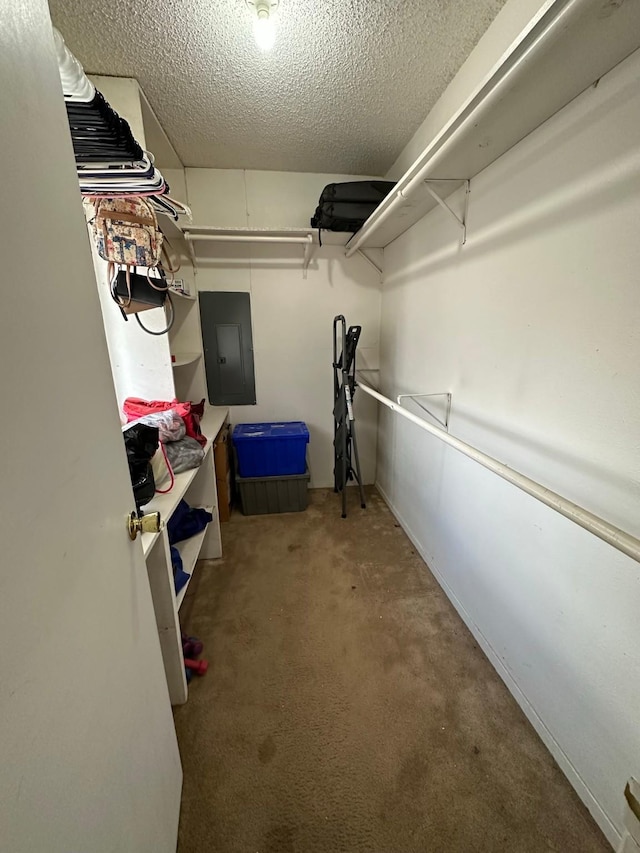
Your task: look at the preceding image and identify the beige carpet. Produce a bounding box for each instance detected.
[175,487,609,853]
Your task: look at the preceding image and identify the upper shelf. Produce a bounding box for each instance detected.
[346,0,640,254]
[172,352,201,367]
[138,406,228,557]
[169,287,195,301]
[158,211,189,242]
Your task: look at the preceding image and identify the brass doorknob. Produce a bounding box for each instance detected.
[128,511,162,540]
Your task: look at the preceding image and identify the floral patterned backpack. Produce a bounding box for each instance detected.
[91,197,181,335]
[92,197,163,276]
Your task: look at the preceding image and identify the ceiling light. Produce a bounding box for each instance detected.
[247,0,279,51]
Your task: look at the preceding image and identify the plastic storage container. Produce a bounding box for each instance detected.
[236,469,310,515]
[233,422,309,477]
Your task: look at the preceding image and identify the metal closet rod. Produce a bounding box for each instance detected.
[184,233,313,245]
[184,231,315,278]
[357,381,640,565]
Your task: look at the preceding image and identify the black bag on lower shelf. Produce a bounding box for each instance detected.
[310,180,396,235]
[123,423,159,509]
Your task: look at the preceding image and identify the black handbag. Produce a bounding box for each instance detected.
[123,423,160,510]
[111,267,174,335]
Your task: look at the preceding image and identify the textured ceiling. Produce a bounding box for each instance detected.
[50,0,506,174]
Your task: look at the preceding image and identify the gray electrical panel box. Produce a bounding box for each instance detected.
[199,291,256,406]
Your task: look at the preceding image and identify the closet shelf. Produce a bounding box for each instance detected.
[169,287,195,301]
[139,406,228,557]
[174,510,213,612]
[172,352,201,367]
[158,212,187,241]
[140,455,212,557]
[345,0,640,255]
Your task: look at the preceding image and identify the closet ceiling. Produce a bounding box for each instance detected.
[50,0,506,174]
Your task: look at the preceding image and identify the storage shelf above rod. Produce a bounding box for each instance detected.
[345,0,640,255]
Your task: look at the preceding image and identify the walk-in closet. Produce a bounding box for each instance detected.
[2,1,639,851]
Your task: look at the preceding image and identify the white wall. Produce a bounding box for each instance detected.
[377,48,640,847]
[186,168,383,230]
[186,169,383,487]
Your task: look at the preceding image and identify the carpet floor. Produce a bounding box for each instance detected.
[174,487,609,853]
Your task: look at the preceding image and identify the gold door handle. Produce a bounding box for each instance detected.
[128,511,162,540]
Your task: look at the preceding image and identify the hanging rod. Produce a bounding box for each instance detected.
[184,231,314,278]
[357,381,640,565]
[184,229,313,279]
[184,232,313,245]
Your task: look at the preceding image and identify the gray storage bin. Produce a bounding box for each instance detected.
[236,468,310,515]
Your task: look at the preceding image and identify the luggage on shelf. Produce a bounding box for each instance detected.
[310,180,396,236]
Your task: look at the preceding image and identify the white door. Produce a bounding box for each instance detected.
[0,6,182,852]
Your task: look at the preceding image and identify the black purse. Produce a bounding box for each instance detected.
[111,267,174,335]
[123,423,160,509]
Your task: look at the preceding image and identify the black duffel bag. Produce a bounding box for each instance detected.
[310,181,396,238]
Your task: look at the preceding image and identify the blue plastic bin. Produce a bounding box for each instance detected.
[233,422,309,477]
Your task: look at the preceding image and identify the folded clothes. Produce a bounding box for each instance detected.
[167,500,213,546]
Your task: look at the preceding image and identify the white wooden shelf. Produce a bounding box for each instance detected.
[171,352,201,368]
[174,507,213,611]
[140,406,228,706]
[345,0,640,254]
[140,457,209,558]
[169,287,195,301]
[91,73,215,707]
[158,211,187,242]
[139,406,228,557]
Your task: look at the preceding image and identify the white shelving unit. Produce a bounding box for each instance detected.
[169,287,196,302]
[174,513,212,611]
[88,75,218,704]
[141,406,228,705]
[172,352,201,368]
[345,0,640,254]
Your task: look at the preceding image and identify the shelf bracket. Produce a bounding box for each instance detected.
[423,180,470,245]
[184,232,198,270]
[396,392,452,432]
[356,248,382,276]
[302,234,313,280]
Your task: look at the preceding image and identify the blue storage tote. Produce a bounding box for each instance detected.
[233,422,309,477]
